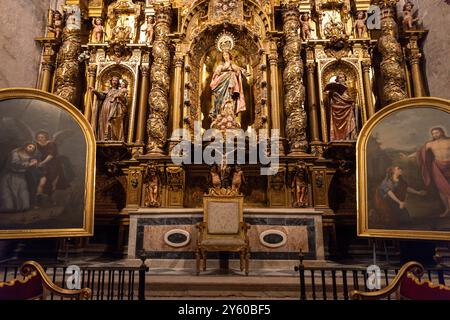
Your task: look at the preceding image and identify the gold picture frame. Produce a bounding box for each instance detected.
[0,88,95,239]
[357,97,450,241]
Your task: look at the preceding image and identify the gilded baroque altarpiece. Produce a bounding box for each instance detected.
[32,0,431,255]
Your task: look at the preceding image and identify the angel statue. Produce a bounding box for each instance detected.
[231,165,245,193]
[48,10,64,40]
[144,165,160,207]
[291,162,308,208]
[209,32,249,130]
[402,1,419,30]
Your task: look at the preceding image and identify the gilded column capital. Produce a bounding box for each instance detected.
[174,55,184,68]
[140,65,150,76]
[268,53,278,66]
[361,61,372,72]
[408,52,421,65]
[373,0,400,9]
[155,5,173,25]
[41,61,54,71]
[306,62,316,74]
[87,64,97,77]
[281,2,300,21]
[406,37,422,65]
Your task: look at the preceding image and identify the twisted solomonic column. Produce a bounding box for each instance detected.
[54,7,82,106]
[146,7,172,154]
[282,4,308,154]
[376,0,407,105]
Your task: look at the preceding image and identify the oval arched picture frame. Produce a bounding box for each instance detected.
[357,97,450,240]
[0,88,95,239]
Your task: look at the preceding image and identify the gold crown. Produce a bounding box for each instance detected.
[216,31,235,52]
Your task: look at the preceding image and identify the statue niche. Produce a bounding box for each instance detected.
[198,31,258,131]
[322,62,361,142]
[90,66,134,142]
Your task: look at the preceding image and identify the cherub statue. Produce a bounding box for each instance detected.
[353,11,367,38]
[403,1,419,30]
[300,13,314,41]
[144,166,160,207]
[210,164,222,189]
[48,10,64,39]
[291,162,308,208]
[92,17,104,43]
[231,165,245,193]
[145,16,155,45]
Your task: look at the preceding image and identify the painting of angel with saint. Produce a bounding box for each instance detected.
[0,89,95,239]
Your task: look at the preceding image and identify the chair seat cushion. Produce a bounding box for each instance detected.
[201,238,246,247]
[400,273,450,300]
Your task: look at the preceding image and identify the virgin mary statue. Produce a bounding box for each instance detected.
[209,49,248,130]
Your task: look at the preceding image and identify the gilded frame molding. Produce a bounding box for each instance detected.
[0,88,96,239]
[357,97,450,241]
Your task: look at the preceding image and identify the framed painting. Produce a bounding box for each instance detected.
[0,88,95,239]
[357,97,450,240]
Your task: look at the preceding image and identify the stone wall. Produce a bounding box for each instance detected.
[0,0,51,88]
[419,0,450,99]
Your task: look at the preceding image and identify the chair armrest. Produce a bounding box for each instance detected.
[21,261,92,300]
[351,261,424,300]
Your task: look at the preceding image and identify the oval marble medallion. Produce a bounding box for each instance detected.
[259,229,287,248]
[164,229,191,248]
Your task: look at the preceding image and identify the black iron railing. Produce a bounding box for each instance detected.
[0,258,148,301]
[2,258,449,300]
[294,253,450,300]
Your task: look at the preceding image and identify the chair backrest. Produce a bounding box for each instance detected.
[203,193,244,238]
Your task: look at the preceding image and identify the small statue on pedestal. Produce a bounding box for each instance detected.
[145,16,155,45]
[291,162,308,208]
[231,165,245,193]
[353,11,367,38]
[144,165,160,207]
[92,17,104,43]
[300,13,314,41]
[210,164,222,189]
[48,10,64,40]
[403,1,419,30]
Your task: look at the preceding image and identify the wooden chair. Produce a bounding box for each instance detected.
[0,261,92,300]
[196,189,250,275]
[351,261,450,300]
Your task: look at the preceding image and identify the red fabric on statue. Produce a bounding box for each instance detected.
[418,146,450,198]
